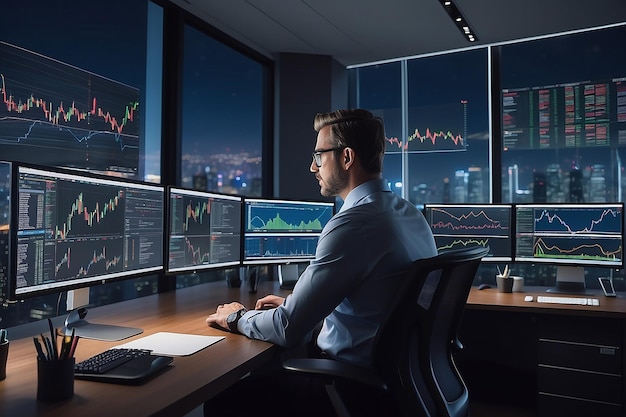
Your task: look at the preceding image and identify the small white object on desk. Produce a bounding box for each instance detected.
[524,295,534,302]
[536,296,600,306]
[115,332,225,356]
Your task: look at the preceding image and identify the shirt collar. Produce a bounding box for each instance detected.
[338,179,389,213]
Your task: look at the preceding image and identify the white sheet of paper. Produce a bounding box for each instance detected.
[114,332,224,356]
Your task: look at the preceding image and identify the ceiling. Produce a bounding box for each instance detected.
[169,0,626,67]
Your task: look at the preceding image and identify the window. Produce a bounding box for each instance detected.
[0,0,159,327]
[349,62,403,195]
[500,26,626,204]
[350,49,489,205]
[407,49,489,204]
[350,25,626,289]
[180,25,267,197]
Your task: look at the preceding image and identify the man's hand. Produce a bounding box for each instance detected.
[255,294,285,310]
[206,302,246,330]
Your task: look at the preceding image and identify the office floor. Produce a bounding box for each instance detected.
[187,401,534,417]
[470,401,534,417]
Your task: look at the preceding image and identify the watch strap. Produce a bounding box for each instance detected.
[227,308,247,333]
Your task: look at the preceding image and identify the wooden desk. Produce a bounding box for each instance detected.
[462,286,626,417]
[467,285,626,317]
[0,280,285,417]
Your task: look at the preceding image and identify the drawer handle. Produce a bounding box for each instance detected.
[600,347,616,356]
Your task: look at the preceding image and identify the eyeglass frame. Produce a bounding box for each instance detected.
[311,147,345,167]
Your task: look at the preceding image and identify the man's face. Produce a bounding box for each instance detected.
[310,126,348,198]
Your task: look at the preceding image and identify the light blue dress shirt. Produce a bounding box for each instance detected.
[238,179,437,366]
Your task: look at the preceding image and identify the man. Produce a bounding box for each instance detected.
[205,108,437,416]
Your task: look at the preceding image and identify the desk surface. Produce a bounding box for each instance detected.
[0,280,283,417]
[4,280,625,417]
[467,286,626,318]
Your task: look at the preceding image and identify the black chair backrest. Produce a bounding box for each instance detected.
[371,246,489,417]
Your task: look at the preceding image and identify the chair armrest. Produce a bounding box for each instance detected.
[453,337,464,351]
[282,358,388,390]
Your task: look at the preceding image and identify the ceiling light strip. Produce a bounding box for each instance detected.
[439,0,478,42]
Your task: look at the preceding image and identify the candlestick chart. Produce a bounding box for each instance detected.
[167,189,242,273]
[386,128,464,153]
[0,41,139,176]
[14,165,164,297]
[385,102,467,153]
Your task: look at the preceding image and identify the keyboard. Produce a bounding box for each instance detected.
[536,295,600,306]
[74,348,173,385]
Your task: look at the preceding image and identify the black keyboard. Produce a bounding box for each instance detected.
[74,348,173,385]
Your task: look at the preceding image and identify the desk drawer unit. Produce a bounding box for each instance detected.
[537,315,623,417]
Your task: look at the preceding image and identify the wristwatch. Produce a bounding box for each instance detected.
[226,308,247,333]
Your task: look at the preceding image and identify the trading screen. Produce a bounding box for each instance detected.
[13,165,164,298]
[502,77,626,151]
[515,203,624,267]
[0,41,140,178]
[167,188,242,273]
[423,204,513,261]
[243,198,334,264]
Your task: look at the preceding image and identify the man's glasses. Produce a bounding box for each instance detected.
[312,147,344,167]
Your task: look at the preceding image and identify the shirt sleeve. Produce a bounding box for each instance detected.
[237,214,369,347]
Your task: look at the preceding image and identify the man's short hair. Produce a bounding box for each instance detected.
[313,109,385,174]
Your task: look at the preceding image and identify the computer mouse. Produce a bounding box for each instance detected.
[478,283,491,290]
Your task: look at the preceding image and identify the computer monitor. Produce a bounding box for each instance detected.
[243,197,334,265]
[515,203,624,293]
[0,41,140,178]
[9,163,165,300]
[166,187,242,274]
[422,203,513,262]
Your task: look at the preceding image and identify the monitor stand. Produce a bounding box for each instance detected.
[62,288,143,341]
[546,265,588,295]
[278,264,299,289]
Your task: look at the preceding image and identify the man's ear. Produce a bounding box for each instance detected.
[343,147,354,169]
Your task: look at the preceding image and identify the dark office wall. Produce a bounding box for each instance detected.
[274,53,347,200]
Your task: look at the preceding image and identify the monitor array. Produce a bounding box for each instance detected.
[423,203,624,267]
[0,162,334,301]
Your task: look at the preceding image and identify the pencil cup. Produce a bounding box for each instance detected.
[496,275,513,293]
[37,358,75,402]
[0,340,8,381]
[511,276,524,292]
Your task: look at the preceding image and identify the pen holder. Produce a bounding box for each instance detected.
[496,275,513,293]
[511,276,524,292]
[37,358,75,402]
[0,340,8,381]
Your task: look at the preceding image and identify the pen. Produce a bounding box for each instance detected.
[33,337,47,361]
[60,328,75,360]
[40,333,52,360]
[68,335,79,359]
[48,318,58,360]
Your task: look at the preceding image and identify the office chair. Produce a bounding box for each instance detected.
[282,245,489,417]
